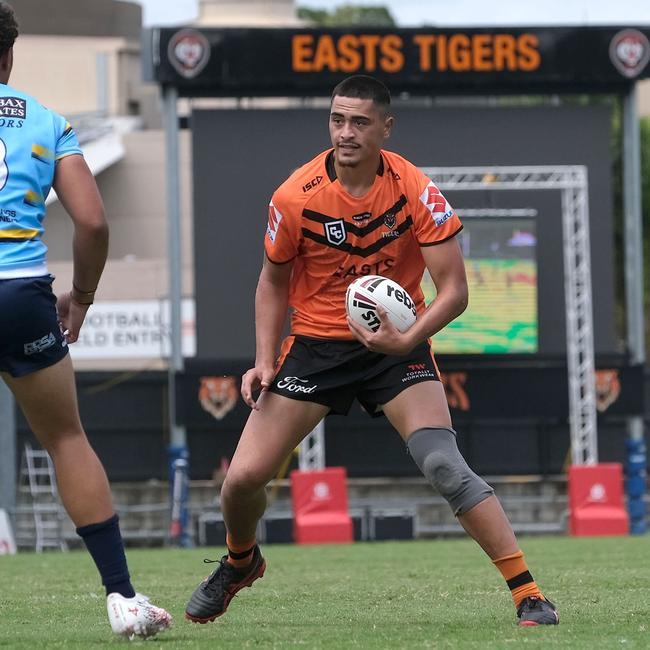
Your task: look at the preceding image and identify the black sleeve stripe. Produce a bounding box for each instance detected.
[419,225,463,247]
[265,252,296,265]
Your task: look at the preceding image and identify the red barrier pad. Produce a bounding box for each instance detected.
[290,467,353,544]
[568,463,629,536]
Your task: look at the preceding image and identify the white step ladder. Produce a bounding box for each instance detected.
[16,443,68,552]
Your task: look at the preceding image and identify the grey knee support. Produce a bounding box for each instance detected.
[406,427,494,515]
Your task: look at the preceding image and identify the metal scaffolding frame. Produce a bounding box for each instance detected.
[420,165,596,465]
[299,420,326,470]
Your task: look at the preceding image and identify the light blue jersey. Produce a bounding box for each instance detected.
[0,83,82,277]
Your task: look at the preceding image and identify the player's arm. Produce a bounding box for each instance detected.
[255,254,292,366]
[409,238,468,342]
[241,254,293,408]
[52,154,109,343]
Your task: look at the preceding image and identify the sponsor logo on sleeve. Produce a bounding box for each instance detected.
[420,181,454,227]
[609,29,650,78]
[266,202,283,243]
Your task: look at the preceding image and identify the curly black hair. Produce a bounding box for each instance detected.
[0,2,18,58]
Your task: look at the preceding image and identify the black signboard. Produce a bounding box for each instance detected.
[147,26,650,96]
[179,356,645,426]
[14,361,642,480]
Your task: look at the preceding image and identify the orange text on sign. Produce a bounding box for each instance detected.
[413,33,540,72]
[291,33,541,74]
[292,34,404,73]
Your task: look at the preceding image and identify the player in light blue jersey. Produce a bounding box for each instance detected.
[0,84,82,275]
[0,2,171,639]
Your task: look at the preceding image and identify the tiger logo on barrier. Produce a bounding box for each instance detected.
[595,369,621,413]
[199,376,238,420]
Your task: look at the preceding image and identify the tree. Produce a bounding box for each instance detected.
[297,5,395,27]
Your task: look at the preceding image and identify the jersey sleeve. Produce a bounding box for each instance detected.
[54,113,82,160]
[411,171,463,246]
[264,188,302,264]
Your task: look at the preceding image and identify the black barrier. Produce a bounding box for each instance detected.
[179,356,644,425]
[172,356,645,478]
[147,26,650,95]
[12,361,644,481]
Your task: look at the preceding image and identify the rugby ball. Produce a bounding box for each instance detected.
[346,275,417,333]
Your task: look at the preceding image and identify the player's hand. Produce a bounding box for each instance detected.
[241,364,276,410]
[347,306,415,356]
[56,291,91,344]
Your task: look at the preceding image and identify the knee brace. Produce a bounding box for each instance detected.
[406,427,494,515]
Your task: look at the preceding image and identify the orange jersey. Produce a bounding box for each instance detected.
[264,149,462,339]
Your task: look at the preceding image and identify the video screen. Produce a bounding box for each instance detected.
[422,210,538,353]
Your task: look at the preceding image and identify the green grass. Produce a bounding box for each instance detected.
[2,536,650,648]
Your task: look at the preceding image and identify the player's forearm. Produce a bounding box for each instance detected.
[408,285,468,346]
[71,219,109,299]
[254,273,289,367]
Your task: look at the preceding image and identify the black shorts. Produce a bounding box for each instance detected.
[0,275,68,377]
[267,334,440,417]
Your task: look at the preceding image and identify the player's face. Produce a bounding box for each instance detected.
[329,96,392,168]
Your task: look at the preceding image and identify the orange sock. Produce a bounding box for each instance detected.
[226,534,257,569]
[493,550,544,608]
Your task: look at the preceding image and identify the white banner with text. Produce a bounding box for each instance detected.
[68,299,196,360]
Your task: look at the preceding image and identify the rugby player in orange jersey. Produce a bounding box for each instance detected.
[186,75,558,627]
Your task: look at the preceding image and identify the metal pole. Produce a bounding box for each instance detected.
[163,84,185,446]
[95,52,109,116]
[561,176,597,465]
[299,420,326,471]
[623,85,645,367]
[0,381,16,519]
[622,84,647,534]
[163,84,190,545]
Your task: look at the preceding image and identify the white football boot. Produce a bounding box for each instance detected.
[106,592,172,639]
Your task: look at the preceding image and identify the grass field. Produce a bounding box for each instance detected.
[2,535,650,649]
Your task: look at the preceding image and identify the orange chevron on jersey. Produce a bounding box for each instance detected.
[264,148,462,339]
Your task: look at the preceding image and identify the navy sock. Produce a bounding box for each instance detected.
[76,514,135,598]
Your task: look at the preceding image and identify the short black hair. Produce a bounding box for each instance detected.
[0,2,17,58]
[331,75,391,113]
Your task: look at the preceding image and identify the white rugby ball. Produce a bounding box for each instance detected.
[345,275,417,333]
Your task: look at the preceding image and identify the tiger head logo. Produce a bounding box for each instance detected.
[199,376,238,420]
[595,369,621,413]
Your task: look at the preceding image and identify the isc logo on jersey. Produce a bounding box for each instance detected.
[266,202,283,243]
[420,181,453,227]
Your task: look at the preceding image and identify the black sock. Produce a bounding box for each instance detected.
[76,514,135,597]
